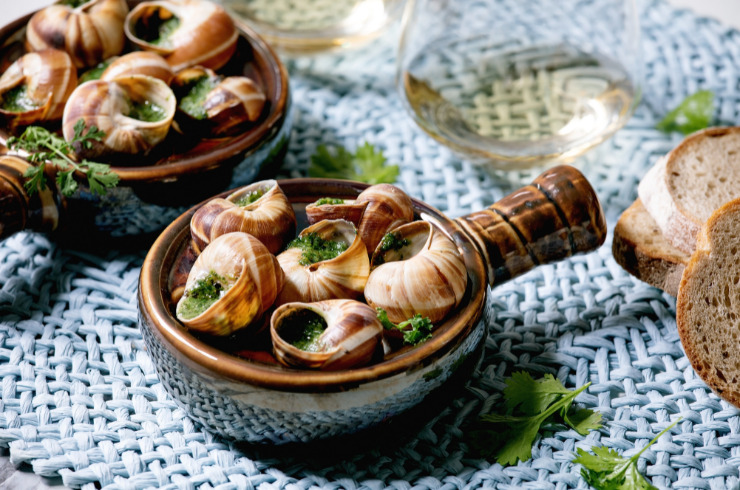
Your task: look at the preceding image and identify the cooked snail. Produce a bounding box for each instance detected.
[270,299,383,370]
[0,49,77,130]
[124,0,238,72]
[276,219,370,305]
[364,220,467,324]
[175,232,284,336]
[355,184,414,253]
[190,180,296,255]
[305,197,368,227]
[172,67,266,136]
[26,0,129,69]
[100,51,175,84]
[62,74,176,158]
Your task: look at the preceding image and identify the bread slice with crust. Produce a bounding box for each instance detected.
[677,197,740,407]
[612,198,690,296]
[638,127,740,254]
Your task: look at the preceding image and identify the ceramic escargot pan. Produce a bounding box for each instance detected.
[0,0,290,245]
[138,165,607,445]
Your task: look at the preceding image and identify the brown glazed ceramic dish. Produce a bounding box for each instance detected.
[138,165,606,444]
[0,0,290,246]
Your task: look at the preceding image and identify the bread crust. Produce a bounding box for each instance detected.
[612,199,689,296]
[677,197,740,407]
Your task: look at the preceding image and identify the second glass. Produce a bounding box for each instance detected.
[396,0,642,170]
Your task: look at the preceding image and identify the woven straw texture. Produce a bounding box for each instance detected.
[2,0,740,488]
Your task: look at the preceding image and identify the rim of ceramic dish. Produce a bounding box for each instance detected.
[138,178,488,392]
[0,1,290,184]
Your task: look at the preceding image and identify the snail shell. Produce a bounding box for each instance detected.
[124,0,238,72]
[355,184,415,253]
[62,74,177,158]
[172,67,266,136]
[0,49,77,130]
[190,180,296,255]
[365,220,467,324]
[270,299,383,370]
[26,0,129,69]
[276,219,370,305]
[100,51,175,84]
[305,198,368,227]
[175,232,285,336]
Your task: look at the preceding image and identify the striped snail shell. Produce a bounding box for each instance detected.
[100,51,175,84]
[124,0,238,72]
[276,219,370,306]
[270,299,383,370]
[365,220,467,324]
[305,198,368,227]
[190,180,296,255]
[0,49,77,131]
[62,74,177,158]
[25,0,129,69]
[355,183,415,254]
[175,232,285,336]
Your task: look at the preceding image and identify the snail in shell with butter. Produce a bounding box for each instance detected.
[276,219,370,305]
[124,0,238,72]
[176,232,284,336]
[190,180,296,255]
[172,66,267,137]
[100,51,175,84]
[270,299,383,370]
[26,0,129,69]
[365,220,467,324]
[0,49,77,131]
[62,74,177,158]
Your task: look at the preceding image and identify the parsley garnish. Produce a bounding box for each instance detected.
[287,232,349,265]
[7,120,119,196]
[656,90,714,135]
[376,307,433,345]
[468,372,602,466]
[573,418,680,490]
[308,142,400,184]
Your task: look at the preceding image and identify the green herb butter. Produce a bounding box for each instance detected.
[178,271,229,320]
[78,60,111,84]
[128,99,166,122]
[234,187,268,206]
[374,232,410,265]
[179,76,217,120]
[280,310,327,352]
[288,232,349,266]
[314,197,345,205]
[1,85,37,113]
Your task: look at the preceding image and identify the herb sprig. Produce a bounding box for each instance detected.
[656,90,714,135]
[7,120,119,196]
[468,372,602,466]
[573,418,680,490]
[308,142,400,184]
[376,307,433,345]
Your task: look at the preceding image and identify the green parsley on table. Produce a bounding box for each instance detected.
[308,142,400,184]
[468,372,602,466]
[572,418,680,490]
[376,307,433,345]
[656,90,714,135]
[6,120,119,197]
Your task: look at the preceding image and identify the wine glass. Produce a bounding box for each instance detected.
[396,0,642,170]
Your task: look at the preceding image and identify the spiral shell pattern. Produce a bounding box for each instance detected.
[0,49,77,130]
[305,199,368,227]
[355,183,414,254]
[270,299,383,370]
[365,220,467,324]
[176,232,285,336]
[100,51,174,83]
[190,180,296,255]
[26,0,129,68]
[276,219,370,305]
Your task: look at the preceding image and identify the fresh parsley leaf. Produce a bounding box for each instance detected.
[376,307,433,345]
[468,372,601,466]
[656,90,714,135]
[7,122,118,196]
[573,418,680,490]
[308,142,400,184]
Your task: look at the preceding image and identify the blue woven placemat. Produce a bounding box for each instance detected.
[2,0,740,488]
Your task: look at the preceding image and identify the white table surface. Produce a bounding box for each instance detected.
[0,0,740,489]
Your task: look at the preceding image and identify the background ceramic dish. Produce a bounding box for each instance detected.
[0,0,291,247]
[138,165,606,444]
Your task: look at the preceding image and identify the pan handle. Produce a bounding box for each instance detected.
[455,165,607,287]
[0,155,64,240]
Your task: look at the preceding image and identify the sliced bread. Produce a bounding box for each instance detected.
[677,197,740,407]
[612,198,690,296]
[638,127,740,254]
